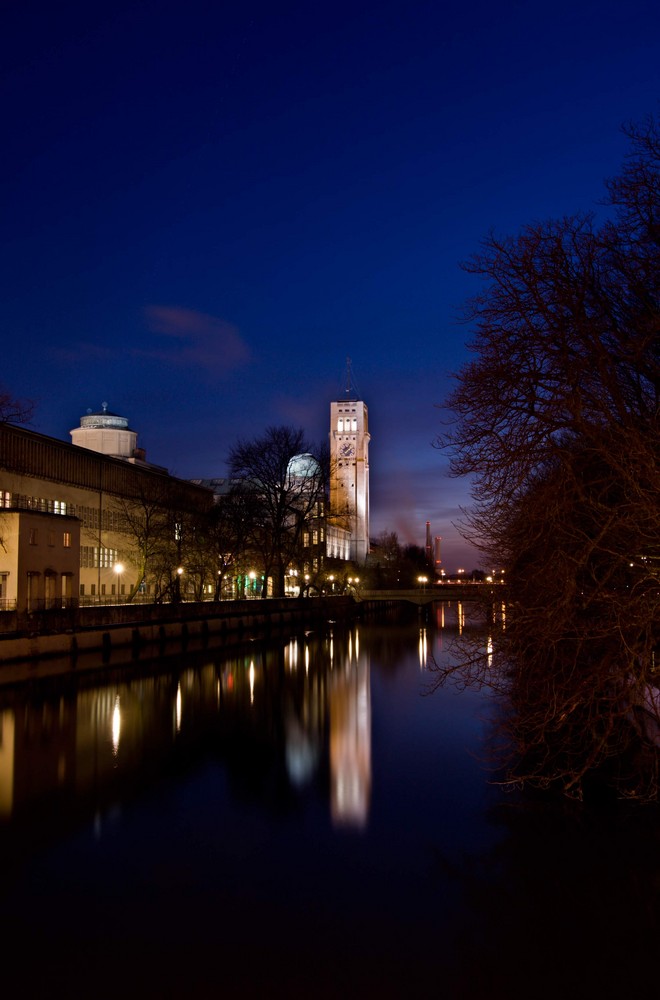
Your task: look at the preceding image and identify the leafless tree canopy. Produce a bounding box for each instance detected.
[0,386,33,425]
[437,117,660,800]
[228,426,328,598]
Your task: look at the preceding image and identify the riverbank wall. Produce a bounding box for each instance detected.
[0,595,392,673]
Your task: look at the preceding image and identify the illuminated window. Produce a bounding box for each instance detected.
[63,532,71,548]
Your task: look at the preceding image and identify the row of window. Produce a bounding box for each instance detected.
[29,528,72,547]
[1,491,124,531]
[80,582,128,596]
[80,546,119,568]
[302,528,325,546]
[336,418,358,432]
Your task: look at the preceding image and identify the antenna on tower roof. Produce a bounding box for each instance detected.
[343,356,361,400]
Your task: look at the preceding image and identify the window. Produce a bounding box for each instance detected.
[48,531,55,547]
[338,418,344,432]
[90,584,96,596]
[101,584,106,595]
[80,584,85,596]
[29,529,38,545]
[63,532,71,548]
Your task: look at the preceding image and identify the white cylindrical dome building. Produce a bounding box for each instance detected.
[70,402,140,460]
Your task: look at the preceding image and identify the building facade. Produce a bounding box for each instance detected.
[1,420,211,608]
[329,397,370,563]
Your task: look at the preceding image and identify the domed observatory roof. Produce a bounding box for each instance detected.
[70,401,140,460]
[79,403,130,431]
[287,453,321,480]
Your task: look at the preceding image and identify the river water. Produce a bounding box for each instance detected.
[0,603,658,998]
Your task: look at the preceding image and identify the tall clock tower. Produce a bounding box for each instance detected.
[330,393,370,563]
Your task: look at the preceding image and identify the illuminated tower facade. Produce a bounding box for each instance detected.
[329,390,370,563]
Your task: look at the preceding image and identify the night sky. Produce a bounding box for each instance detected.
[2,0,658,570]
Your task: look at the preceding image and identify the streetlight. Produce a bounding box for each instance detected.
[176,565,184,602]
[417,575,428,593]
[329,574,335,593]
[114,562,124,602]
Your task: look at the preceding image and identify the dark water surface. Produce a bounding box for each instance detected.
[1,605,659,998]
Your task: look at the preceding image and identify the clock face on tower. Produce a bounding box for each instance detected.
[340,442,355,458]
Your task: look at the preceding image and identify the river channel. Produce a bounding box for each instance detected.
[0,603,658,998]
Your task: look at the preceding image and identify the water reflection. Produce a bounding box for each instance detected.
[0,624,376,832]
[329,631,371,827]
[0,607,494,835]
[0,607,659,997]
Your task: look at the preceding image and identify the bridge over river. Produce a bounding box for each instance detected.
[358,584,502,606]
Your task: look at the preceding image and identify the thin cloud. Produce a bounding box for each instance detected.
[142,306,252,375]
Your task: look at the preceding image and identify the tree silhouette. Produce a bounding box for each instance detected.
[228,426,328,598]
[437,116,660,800]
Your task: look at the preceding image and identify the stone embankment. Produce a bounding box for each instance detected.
[0,596,364,665]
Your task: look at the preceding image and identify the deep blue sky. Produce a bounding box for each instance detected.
[2,0,658,570]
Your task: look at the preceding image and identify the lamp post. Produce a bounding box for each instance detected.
[176,565,184,602]
[114,562,124,603]
[417,575,428,594]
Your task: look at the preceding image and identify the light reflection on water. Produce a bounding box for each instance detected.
[0,605,658,997]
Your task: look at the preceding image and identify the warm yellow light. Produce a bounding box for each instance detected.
[114,562,124,576]
[177,566,184,576]
[112,696,121,754]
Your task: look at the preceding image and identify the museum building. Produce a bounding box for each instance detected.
[0,407,212,611]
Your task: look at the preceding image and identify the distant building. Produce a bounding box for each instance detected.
[434,536,442,577]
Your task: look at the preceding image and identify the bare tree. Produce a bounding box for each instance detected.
[437,116,660,800]
[0,385,33,425]
[228,427,328,598]
[110,476,208,602]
